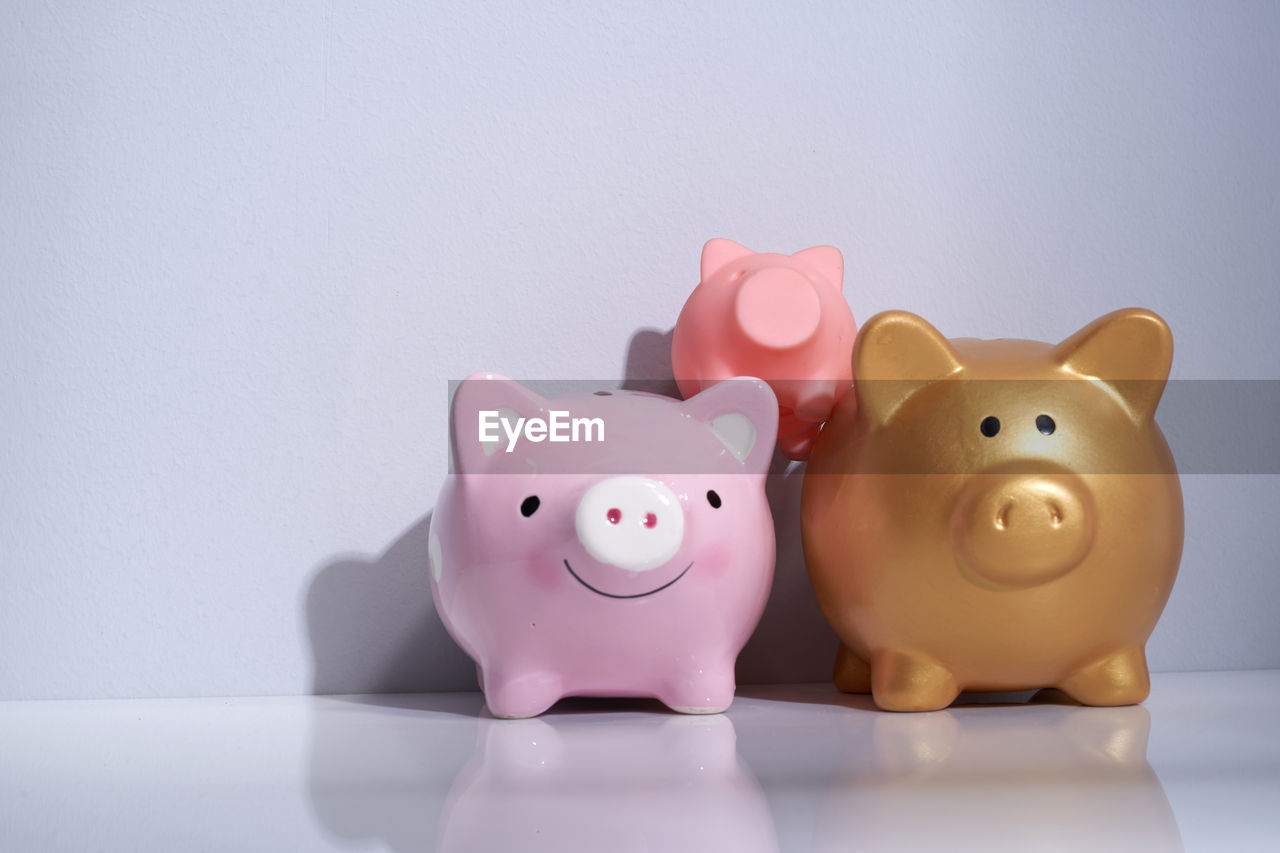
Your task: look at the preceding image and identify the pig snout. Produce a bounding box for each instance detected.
[575,476,685,572]
[734,268,821,350]
[951,467,1096,588]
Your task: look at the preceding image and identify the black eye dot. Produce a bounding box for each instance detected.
[979,416,1001,437]
[706,490,722,509]
[1036,414,1056,435]
[520,495,540,517]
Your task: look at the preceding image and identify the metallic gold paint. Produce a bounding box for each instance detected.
[802,309,1184,711]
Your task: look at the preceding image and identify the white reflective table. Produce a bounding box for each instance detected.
[3,671,1278,851]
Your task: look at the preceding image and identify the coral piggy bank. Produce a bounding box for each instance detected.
[802,309,1184,711]
[430,375,778,718]
[673,238,857,461]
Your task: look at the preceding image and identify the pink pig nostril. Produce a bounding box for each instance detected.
[576,477,685,572]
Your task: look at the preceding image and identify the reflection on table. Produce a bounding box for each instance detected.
[813,700,1183,852]
[439,711,778,852]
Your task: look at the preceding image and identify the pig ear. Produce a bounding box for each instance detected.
[853,311,962,426]
[792,245,844,291]
[700,238,754,280]
[1053,308,1173,424]
[682,377,778,474]
[449,373,549,473]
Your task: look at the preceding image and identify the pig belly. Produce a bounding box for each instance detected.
[447,568,768,716]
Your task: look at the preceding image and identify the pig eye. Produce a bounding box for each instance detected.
[979,416,1001,437]
[706,490,722,508]
[1036,414,1056,435]
[520,495,540,517]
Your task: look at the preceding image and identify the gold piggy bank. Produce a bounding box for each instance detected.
[801,309,1184,711]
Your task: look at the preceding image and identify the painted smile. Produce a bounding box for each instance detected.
[562,559,693,599]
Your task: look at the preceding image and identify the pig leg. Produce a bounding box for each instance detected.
[832,643,872,693]
[870,650,959,712]
[658,664,736,715]
[1057,646,1151,706]
[482,667,564,719]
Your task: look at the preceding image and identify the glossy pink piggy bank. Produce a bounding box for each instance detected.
[672,238,858,460]
[429,374,778,718]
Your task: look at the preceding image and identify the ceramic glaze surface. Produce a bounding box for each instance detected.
[431,375,778,718]
[802,309,1184,711]
[672,239,858,461]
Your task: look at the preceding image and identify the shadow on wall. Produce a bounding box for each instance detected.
[738,446,838,684]
[620,326,681,397]
[306,511,475,694]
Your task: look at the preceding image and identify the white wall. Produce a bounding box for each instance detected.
[2,1,1277,699]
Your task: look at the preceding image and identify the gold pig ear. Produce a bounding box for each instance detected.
[853,311,962,425]
[1053,308,1174,424]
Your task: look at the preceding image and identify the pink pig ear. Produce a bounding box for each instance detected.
[792,245,844,291]
[450,373,549,474]
[682,377,779,475]
[700,238,755,281]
